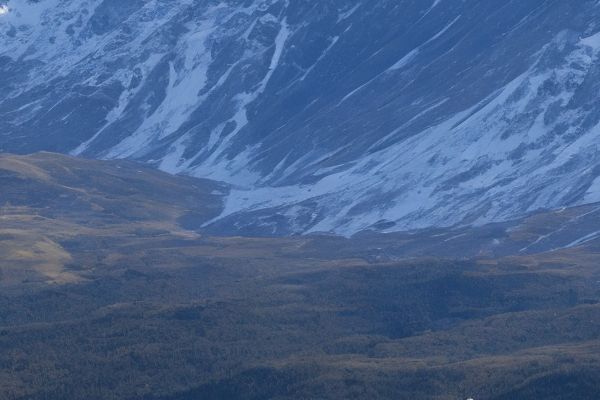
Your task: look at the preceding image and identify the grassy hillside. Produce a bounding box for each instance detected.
[1,153,600,399]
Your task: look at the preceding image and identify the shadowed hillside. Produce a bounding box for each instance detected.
[1,153,600,399]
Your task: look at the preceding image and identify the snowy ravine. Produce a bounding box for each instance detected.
[2,0,600,235]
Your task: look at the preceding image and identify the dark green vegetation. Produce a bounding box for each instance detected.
[1,153,600,399]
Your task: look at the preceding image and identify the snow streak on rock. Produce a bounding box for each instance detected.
[3,1,600,235]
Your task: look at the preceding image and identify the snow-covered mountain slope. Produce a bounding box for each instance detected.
[2,0,600,235]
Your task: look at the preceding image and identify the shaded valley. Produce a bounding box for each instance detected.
[1,153,600,399]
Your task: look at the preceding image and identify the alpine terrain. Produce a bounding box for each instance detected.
[3,1,600,399]
[2,0,600,234]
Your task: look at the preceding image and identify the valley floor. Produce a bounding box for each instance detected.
[1,153,600,399]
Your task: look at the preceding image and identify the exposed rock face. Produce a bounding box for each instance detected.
[2,0,600,234]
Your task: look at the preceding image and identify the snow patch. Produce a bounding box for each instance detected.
[337,4,360,23]
[388,48,420,71]
[580,31,600,50]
